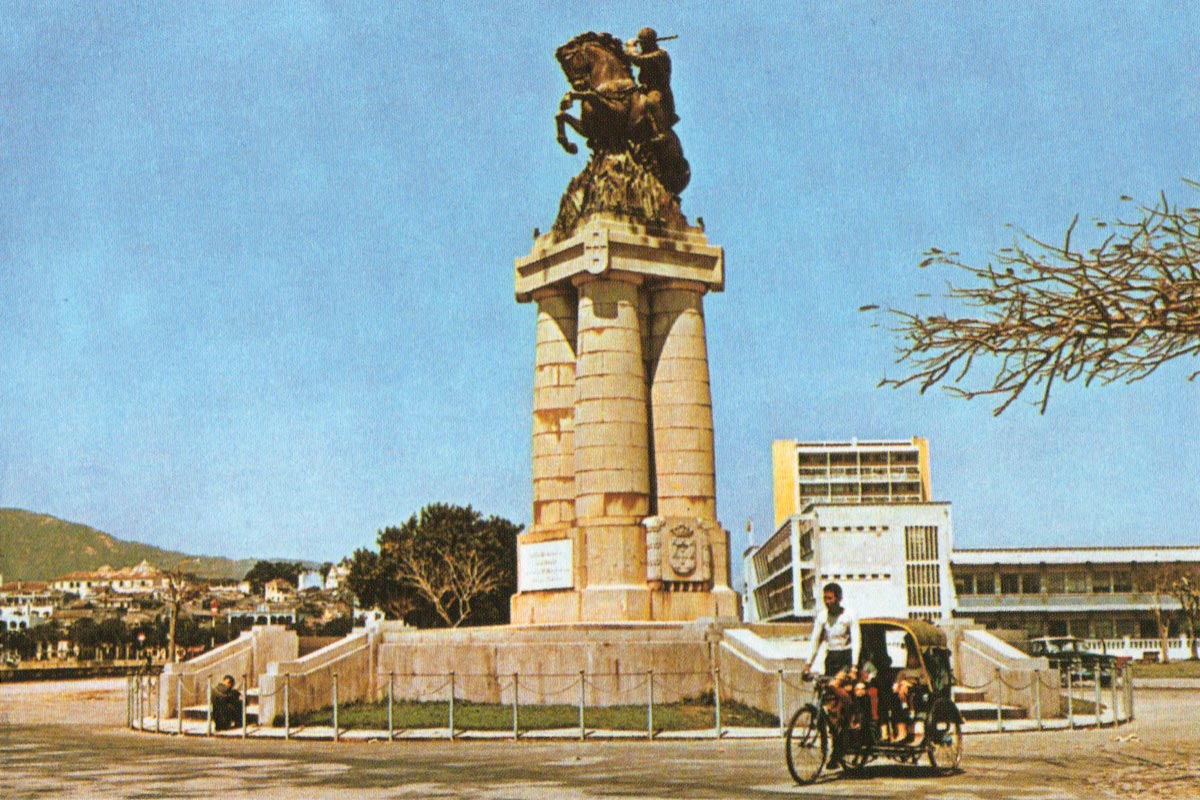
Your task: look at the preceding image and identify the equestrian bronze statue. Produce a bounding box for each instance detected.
[550,30,692,239]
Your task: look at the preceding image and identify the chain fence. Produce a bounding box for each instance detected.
[127,662,1135,741]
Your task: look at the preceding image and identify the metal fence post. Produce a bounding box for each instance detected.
[1126,665,1135,721]
[647,670,654,741]
[333,672,340,741]
[448,671,456,740]
[578,669,585,741]
[1066,667,1074,728]
[284,674,291,740]
[1093,670,1102,729]
[1109,668,1120,725]
[206,677,213,737]
[176,676,183,735]
[388,672,395,739]
[995,668,1003,733]
[713,668,722,739]
[511,671,520,740]
[241,673,248,737]
[777,670,786,738]
[156,676,162,733]
[1032,669,1042,730]
[133,675,141,730]
[126,677,132,729]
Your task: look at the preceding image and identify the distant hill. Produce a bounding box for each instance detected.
[0,508,257,582]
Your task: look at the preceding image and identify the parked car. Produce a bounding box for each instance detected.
[1026,636,1119,686]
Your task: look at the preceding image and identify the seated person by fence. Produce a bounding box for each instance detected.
[212,674,243,730]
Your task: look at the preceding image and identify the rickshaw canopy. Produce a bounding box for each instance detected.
[859,617,949,650]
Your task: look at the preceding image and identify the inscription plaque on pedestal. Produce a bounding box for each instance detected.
[518,539,574,592]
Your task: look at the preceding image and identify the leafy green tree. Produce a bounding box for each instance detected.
[348,503,522,628]
[879,182,1200,415]
[243,560,305,594]
[346,547,420,621]
[1172,574,1200,661]
[96,616,127,657]
[69,618,101,658]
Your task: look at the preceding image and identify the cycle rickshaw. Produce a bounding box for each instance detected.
[785,617,964,784]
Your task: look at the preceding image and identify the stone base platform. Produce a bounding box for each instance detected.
[376,620,718,706]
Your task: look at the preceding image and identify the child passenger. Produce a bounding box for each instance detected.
[891,634,926,743]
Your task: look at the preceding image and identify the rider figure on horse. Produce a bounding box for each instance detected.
[624,27,677,142]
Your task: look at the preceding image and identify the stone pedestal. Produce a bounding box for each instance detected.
[512,216,741,624]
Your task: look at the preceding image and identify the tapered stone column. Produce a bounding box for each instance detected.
[648,280,716,520]
[573,273,651,523]
[573,272,653,619]
[530,287,577,531]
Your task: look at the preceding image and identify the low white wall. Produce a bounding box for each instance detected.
[1082,636,1196,662]
[257,630,374,725]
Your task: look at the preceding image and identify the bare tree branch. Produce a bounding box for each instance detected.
[878,184,1200,414]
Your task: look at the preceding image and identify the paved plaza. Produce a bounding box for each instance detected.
[1,678,1197,799]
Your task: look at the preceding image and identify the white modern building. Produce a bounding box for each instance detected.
[745,502,956,623]
[953,546,1200,652]
[744,437,1200,660]
[747,438,955,623]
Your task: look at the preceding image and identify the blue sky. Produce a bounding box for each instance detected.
[2,2,1197,567]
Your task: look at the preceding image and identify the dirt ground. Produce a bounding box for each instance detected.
[0,677,127,727]
[1,679,1197,799]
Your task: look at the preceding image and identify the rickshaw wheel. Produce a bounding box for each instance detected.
[785,704,827,785]
[925,699,963,773]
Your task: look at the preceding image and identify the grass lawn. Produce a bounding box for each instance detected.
[287,696,779,732]
[1131,659,1200,679]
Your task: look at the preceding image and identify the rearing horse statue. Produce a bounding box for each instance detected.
[554,32,690,196]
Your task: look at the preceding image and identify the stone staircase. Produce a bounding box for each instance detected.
[953,686,1028,721]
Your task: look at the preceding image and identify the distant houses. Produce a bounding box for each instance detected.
[1,557,358,663]
[264,578,295,603]
[51,560,170,599]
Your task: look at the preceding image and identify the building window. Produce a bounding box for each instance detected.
[1000,574,1021,595]
[1112,571,1133,593]
[904,526,939,562]
[799,532,813,562]
[764,545,792,576]
[1066,572,1088,593]
[1115,619,1137,637]
[974,572,996,594]
[954,576,973,596]
[1021,573,1042,594]
[1092,572,1112,593]
[904,526,941,610]
[800,574,815,610]
[1046,572,1066,593]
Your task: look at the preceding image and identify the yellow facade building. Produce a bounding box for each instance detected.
[772,437,932,528]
